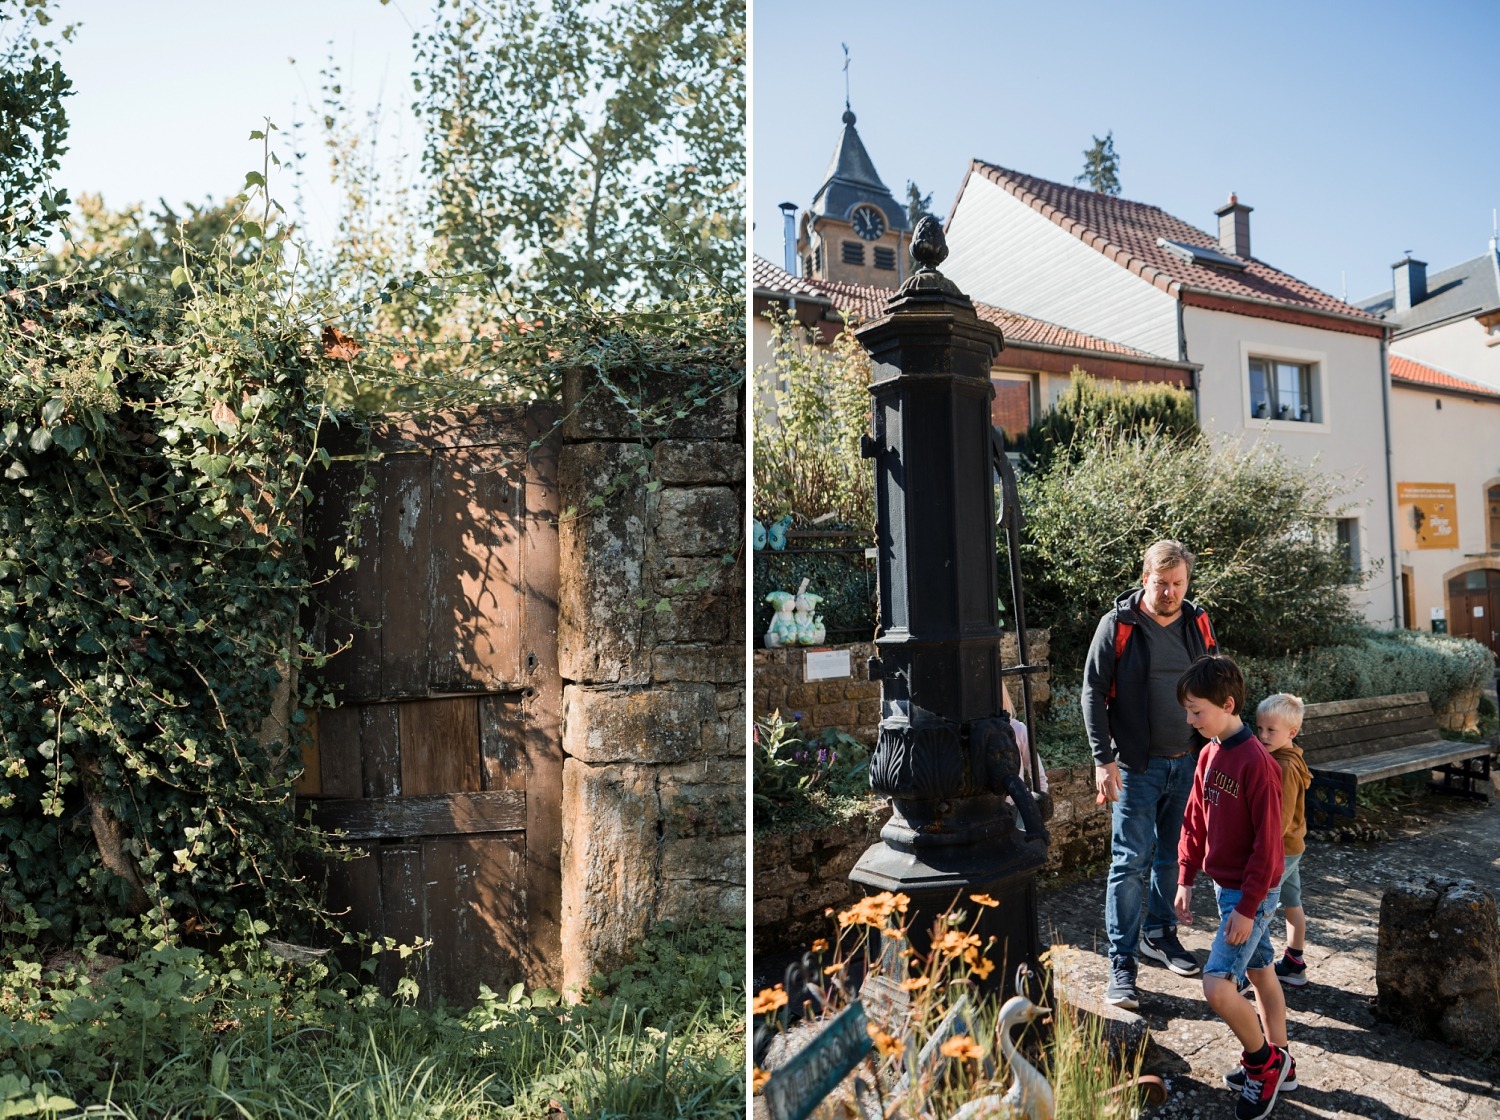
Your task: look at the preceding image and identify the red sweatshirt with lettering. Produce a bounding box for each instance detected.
[1177,724,1284,919]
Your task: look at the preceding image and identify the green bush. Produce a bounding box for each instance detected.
[1237,628,1496,715]
[1019,427,1366,673]
[753,711,875,834]
[1018,367,1198,469]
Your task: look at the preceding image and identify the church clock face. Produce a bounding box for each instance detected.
[851,205,887,241]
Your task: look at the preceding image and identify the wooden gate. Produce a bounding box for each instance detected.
[1449,568,1500,659]
[298,405,561,1003]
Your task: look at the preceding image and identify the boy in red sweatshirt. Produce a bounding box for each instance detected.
[1173,655,1291,1120]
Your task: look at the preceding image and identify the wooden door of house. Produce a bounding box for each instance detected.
[298,405,561,1004]
[1449,569,1500,660]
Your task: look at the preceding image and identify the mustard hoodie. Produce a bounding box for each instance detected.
[1271,741,1313,856]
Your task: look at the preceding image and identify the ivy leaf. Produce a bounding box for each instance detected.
[171,266,190,288]
[41,398,64,425]
[244,171,266,188]
[2,623,24,654]
[28,426,53,453]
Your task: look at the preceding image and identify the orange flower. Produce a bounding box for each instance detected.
[811,938,829,954]
[837,891,910,930]
[823,962,843,976]
[751,985,788,1015]
[753,1067,771,1092]
[940,1035,984,1061]
[965,950,996,980]
[898,975,931,991]
[968,893,999,908]
[867,1022,906,1058]
[935,930,982,956]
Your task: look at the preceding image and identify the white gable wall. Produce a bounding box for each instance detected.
[1183,304,1398,627]
[1391,318,1500,391]
[944,176,1181,361]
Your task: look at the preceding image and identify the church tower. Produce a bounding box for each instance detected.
[795,106,910,289]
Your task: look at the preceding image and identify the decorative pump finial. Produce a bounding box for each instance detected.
[896,214,963,297]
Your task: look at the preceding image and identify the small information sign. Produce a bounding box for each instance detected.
[804,649,852,682]
[763,1001,873,1120]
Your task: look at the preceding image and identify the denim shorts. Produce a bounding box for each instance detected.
[1203,882,1281,981]
[1279,851,1303,910]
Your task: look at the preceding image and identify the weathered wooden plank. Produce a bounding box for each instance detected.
[308,790,526,839]
[521,422,563,988]
[379,453,434,698]
[1300,692,1431,719]
[306,460,368,698]
[360,702,402,798]
[1299,704,1433,741]
[480,693,528,791]
[399,697,481,795]
[378,845,426,999]
[316,706,363,799]
[369,405,547,452]
[323,847,380,934]
[1315,739,1493,785]
[294,708,322,797]
[428,445,525,692]
[422,835,527,1005]
[1300,717,1437,753]
[1302,728,1438,767]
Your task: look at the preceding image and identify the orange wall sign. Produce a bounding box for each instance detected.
[1397,482,1458,550]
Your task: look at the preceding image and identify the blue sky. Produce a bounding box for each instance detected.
[52,0,419,251]
[751,0,1500,304]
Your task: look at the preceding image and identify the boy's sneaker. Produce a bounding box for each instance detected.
[1140,928,1201,976]
[1236,972,1255,998]
[1233,1044,1292,1120]
[1225,1050,1298,1093]
[1105,955,1139,1010]
[1275,949,1308,987]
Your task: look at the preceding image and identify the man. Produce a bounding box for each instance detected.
[1083,539,1218,1008]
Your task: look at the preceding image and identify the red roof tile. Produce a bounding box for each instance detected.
[1390,353,1500,400]
[966,162,1385,328]
[752,256,1164,361]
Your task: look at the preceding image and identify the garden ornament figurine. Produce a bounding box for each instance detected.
[763,590,797,648]
[792,578,823,646]
[810,614,827,645]
[752,518,767,550]
[767,515,794,551]
[946,992,1053,1120]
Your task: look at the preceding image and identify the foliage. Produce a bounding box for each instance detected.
[753,894,1146,1119]
[1235,628,1496,716]
[753,309,874,529]
[413,0,744,304]
[1019,427,1367,672]
[0,916,744,1118]
[0,162,346,945]
[905,179,936,229]
[0,0,73,250]
[1017,366,1198,469]
[753,711,874,834]
[753,540,875,644]
[1074,129,1120,196]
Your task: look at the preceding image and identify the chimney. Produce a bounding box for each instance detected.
[778,202,798,276]
[1214,193,1253,258]
[1392,254,1428,313]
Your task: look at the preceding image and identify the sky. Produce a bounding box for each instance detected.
[751,0,1500,306]
[51,0,421,252]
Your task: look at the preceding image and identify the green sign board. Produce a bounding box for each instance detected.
[763,1001,873,1120]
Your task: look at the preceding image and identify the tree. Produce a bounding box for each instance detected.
[413,0,744,303]
[1074,130,1120,196]
[905,180,936,230]
[0,0,74,250]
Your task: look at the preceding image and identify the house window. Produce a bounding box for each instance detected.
[873,246,897,271]
[1249,357,1317,422]
[1335,517,1360,582]
[1488,484,1500,550]
[841,241,866,266]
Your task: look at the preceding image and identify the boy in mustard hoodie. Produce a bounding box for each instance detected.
[1256,693,1312,987]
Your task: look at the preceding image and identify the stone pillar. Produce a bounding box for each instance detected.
[556,367,744,991]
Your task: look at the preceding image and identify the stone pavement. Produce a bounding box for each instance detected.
[1043,785,1500,1119]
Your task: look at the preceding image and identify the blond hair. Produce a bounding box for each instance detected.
[1256,692,1305,731]
[1141,539,1195,577]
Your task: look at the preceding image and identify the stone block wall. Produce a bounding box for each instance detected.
[556,369,744,991]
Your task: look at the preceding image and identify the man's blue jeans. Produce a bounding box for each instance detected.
[1105,753,1196,962]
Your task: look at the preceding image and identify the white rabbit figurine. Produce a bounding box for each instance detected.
[792,578,823,646]
[763,590,797,648]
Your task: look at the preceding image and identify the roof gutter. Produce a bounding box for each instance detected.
[1001,336,1200,374]
[1177,284,1387,332]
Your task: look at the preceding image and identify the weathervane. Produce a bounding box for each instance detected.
[841,42,851,111]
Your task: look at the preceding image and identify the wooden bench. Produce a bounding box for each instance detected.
[1299,692,1494,831]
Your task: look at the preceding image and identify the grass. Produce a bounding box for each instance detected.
[0,920,745,1119]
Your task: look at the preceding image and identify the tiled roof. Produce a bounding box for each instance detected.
[967,162,1384,326]
[752,255,828,302]
[753,256,1163,359]
[1389,353,1500,400]
[1357,250,1500,334]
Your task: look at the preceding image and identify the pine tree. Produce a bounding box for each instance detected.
[1074,131,1120,196]
[905,180,935,229]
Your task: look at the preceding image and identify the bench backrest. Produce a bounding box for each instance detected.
[1296,692,1441,767]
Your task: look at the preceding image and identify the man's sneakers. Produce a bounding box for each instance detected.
[1105,955,1139,1010]
[1140,927,1202,976]
[1231,1044,1293,1120]
[1275,948,1308,987]
[1225,1049,1299,1093]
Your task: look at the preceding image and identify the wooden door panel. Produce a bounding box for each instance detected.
[422,835,527,1003]
[480,694,528,791]
[380,456,435,699]
[399,697,482,795]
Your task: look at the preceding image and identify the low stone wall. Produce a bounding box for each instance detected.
[753,762,1109,956]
